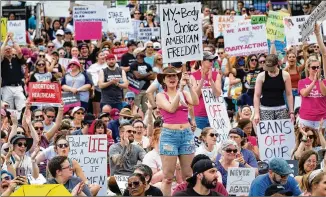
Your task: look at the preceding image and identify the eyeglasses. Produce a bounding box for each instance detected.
[306,159,317,164]
[225,149,238,154]
[17,131,25,135]
[16,142,27,147]
[47,45,54,48]
[57,143,69,149]
[34,127,44,131]
[128,181,140,188]
[250,59,258,62]
[147,14,153,16]
[1,176,11,181]
[259,60,266,64]
[209,133,218,138]
[37,63,45,66]
[35,115,43,119]
[307,135,315,139]
[127,97,135,101]
[157,58,162,61]
[147,46,153,48]
[310,66,320,70]
[61,165,72,170]
[46,115,55,119]
[39,55,45,58]
[76,112,85,115]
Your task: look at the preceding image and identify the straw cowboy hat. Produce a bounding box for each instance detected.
[157,67,182,85]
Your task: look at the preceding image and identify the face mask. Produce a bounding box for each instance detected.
[119,118,130,125]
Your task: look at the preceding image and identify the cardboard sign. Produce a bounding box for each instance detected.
[43,1,70,17]
[114,175,129,194]
[256,119,295,162]
[7,20,26,45]
[251,15,267,25]
[29,83,62,107]
[213,15,245,37]
[137,27,160,42]
[224,24,268,57]
[107,7,133,34]
[112,47,128,61]
[67,135,107,196]
[160,2,203,63]
[1,18,7,42]
[301,1,326,41]
[62,92,81,113]
[284,16,318,47]
[226,168,256,196]
[128,20,142,40]
[202,88,231,145]
[58,58,72,70]
[73,6,108,31]
[75,21,102,41]
[266,11,289,41]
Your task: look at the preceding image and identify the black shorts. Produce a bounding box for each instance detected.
[93,90,101,102]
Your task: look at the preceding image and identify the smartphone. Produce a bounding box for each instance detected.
[16,167,26,177]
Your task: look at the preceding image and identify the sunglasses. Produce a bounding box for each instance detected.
[209,133,219,138]
[259,60,266,64]
[147,46,153,48]
[128,181,140,188]
[34,127,44,131]
[1,176,11,181]
[250,59,258,62]
[39,55,45,58]
[46,115,55,119]
[17,131,25,135]
[126,130,136,134]
[225,149,238,154]
[16,142,27,148]
[123,117,132,120]
[147,14,153,16]
[307,135,315,139]
[37,63,45,66]
[218,52,224,55]
[35,115,43,119]
[127,97,135,101]
[313,46,319,49]
[47,45,54,48]
[57,143,69,149]
[157,58,162,61]
[114,43,121,46]
[276,173,289,179]
[310,66,320,70]
[76,112,85,115]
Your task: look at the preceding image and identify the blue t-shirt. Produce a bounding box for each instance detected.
[248,174,301,196]
[215,148,258,168]
[108,119,120,143]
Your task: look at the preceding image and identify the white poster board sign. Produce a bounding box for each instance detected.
[301,1,326,41]
[226,167,256,196]
[194,128,203,148]
[284,16,318,47]
[43,1,70,17]
[67,135,107,196]
[294,96,302,110]
[202,88,231,145]
[114,175,129,194]
[7,20,26,45]
[224,24,268,57]
[160,2,203,63]
[107,7,133,34]
[256,119,295,162]
[137,27,160,42]
[213,15,245,37]
[59,58,72,70]
[73,6,108,31]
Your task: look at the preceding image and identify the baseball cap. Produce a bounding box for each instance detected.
[269,158,293,176]
[105,54,115,60]
[125,92,135,99]
[264,184,293,196]
[56,29,64,36]
[153,42,161,50]
[186,159,217,184]
[71,106,85,116]
[98,113,110,119]
[83,113,95,125]
[229,127,247,138]
[203,51,217,61]
[110,108,120,120]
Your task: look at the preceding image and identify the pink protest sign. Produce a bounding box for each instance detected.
[75,21,102,41]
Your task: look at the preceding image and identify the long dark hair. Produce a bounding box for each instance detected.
[93,120,107,134]
[34,59,48,73]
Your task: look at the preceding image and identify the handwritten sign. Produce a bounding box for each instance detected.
[1,18,7,42]
[256,119,295,162]
[224,24,268,57]
[7,20,26,45]
[301,1,326,41]
[68,135,107,196]
[43,2,70,17]
[107,7,133,34]
[202,88,231,145]
[194,128,203,148]
[114,175,129,194]
[58,58,72,70]
[251,15,267,25]
[112,47,128,61]
[75,21,102,41]
[284,16,318,47]
[128,20,142,40]
[213,15,245,37]
[137,27,160,42]
[73,6,107,31]
[28,83,61,107]
[226,168,256,196]
[160,2,203,63]
[266,11,289,41]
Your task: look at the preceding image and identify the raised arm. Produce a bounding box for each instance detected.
[44,103,64,141]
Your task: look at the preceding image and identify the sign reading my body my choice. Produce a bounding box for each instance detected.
[160,3,203,64]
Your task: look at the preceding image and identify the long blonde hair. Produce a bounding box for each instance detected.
[305,55,321,78]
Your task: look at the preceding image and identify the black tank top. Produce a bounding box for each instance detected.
[101,67,123,104]
[261,70,286,107]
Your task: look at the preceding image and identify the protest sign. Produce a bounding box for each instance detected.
[160,2,203,63]
[7,20,26,45]
[137,27,160,42]
[73,6,107,31]
[75,21,102,41]
[114,175,129,194]
[224,24,268,57]
[128,20,142,40]
[75,1,104,6]
[67,135,107,196]
[226,168,256,196]
[294,96,301,110]
[28,83,62,107]
[284,16,318,47]
[112,47,129,61]
[266,11,289,41]
[251,15,267,25]
[194,128,203,148]
[202,88,231,145]
[59,58,72,70]
[107,7,133,34]
[116,0,128,7]
[230,20,251,28]
[1,18,7,42]
[43,1,70,17]
[301,1,326,42]
[213,15,245,37]
[62,92,81,113]
[256,119,295,162]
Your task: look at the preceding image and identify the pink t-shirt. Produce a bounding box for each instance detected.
[192,70,219,117]
[298,78,326,121]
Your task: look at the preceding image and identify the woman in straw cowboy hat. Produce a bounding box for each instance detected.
[155,67,199,196]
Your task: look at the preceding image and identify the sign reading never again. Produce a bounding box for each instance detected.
[160,2,203,63]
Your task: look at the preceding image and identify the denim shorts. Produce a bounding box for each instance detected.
[159,127,195,156]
